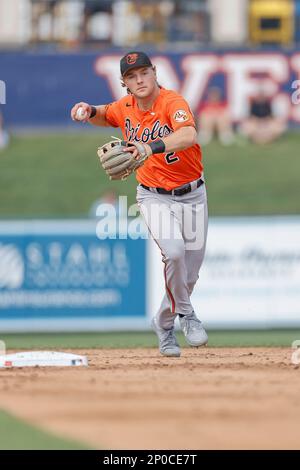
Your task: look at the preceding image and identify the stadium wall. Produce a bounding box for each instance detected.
[0,49,300,128]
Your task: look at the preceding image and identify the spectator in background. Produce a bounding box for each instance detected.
[81,0,112,43]
[31,0,59,43]
[198,87,234,146]
[0,111,9,151]
[241,88,286,145]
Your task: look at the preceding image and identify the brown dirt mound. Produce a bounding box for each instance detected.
[0,347,299,449]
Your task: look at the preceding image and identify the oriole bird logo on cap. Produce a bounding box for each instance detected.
[126,53,138,65]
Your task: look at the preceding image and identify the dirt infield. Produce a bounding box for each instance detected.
[0,347,300,450]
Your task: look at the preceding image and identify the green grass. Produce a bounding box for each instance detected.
[1,330,299,350]
[0,131,300,217]
[0,410,90,450]
[204,132,300,215]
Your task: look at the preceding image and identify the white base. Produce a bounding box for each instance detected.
[0,351,88,368]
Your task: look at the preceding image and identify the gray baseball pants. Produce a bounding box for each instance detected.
[136,180,208,330]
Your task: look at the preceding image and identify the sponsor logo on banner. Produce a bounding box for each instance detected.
[0,226,146,320]
[95,51,300,124]
[0,244,24,289]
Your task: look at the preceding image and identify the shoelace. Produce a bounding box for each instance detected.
[184,316,201,333]
[161,328,177,347]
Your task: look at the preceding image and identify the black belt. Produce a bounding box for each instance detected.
[140,178,204,196]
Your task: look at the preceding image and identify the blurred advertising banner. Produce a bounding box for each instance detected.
[149,216,300,329]
[0,221,146,332]
[0,50,300,127]
[1,217,299,332]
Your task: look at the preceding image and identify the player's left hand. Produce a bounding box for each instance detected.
[97,140,152,181]
[125,142,152,161]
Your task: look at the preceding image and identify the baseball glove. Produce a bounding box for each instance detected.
[97,139,151,180]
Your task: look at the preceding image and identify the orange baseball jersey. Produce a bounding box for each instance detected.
[105,87,203,190]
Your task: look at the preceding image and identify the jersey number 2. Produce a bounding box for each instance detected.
[165,152,179,165]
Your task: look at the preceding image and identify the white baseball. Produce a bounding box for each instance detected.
[76,106,88,121]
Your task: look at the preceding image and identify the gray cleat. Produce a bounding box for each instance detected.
[179,311,208,347]
[151,317,181,357]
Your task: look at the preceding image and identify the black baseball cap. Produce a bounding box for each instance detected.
[120,51,153,77]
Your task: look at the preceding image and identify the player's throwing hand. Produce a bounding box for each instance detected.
[71,102,92,122]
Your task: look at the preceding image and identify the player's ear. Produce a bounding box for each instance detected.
[120,76,132,95]
[153,66,157,78]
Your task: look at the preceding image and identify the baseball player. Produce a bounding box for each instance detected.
[71,51,208,357]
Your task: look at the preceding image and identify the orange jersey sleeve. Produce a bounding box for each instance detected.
[167,97,196,131]
[105,101,121,128]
